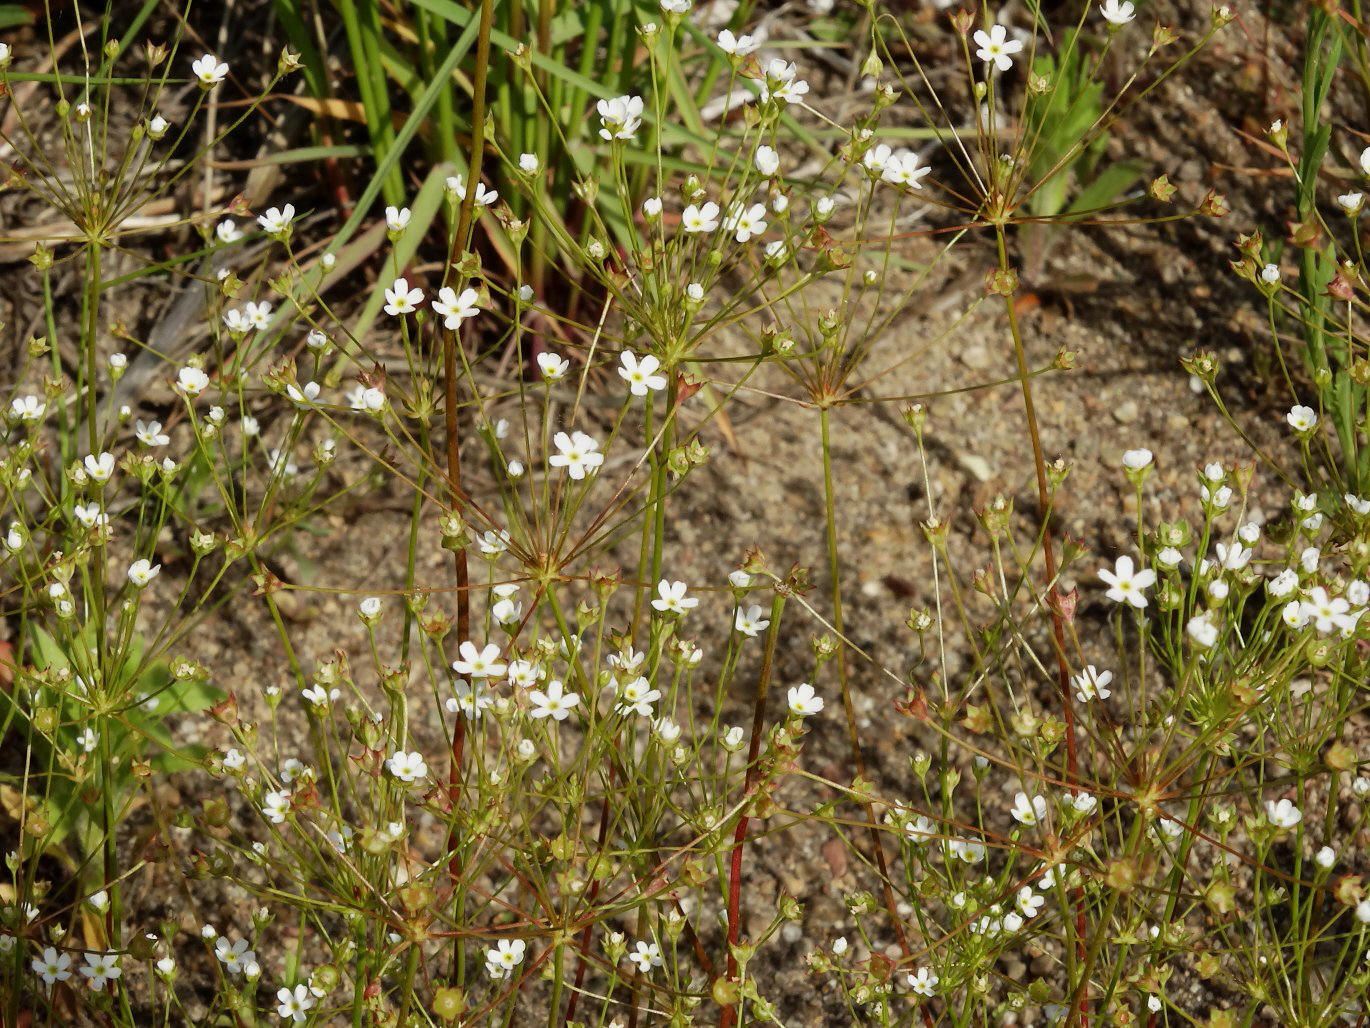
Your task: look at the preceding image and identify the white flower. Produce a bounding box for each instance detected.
[80,951,121,991]
[628,940,662,974]
[597,95,644,141]
[135,419,170,447]
[881,148,931,189]
[652,579,699,615]
[832,936,848,955]
[445,176,498,206]
[1316,846,1337,869]
[286,381,320,407]
[549,431,604,479]
[724,202,768,243]
[734,603,770,637]
[681,202,720,233]
[787,682,824,717]
[716,28,759,56]
[216,219,242,243]
[127,558,161,588]
[432,286,482,329]
[301,683,338,707]
[1265,797,1302,829]
[1099,0,1135,24]
[615,676,661,717]
[1010,791,1047,826]
[1347,493,1370,516]
[1016,886,1045,918]
[191,53,229,86]
[1361,145,1370,178]
[277,984,316,1022]
[973,24,1024,72]
[1122,448,1153,470]
[1157,547,1182,570]
[529,680,580,720]
[348,385,386,413]
[642,196,663,219]
[537,351,569,381]
[10,395,45,422]
[1186,611,1220,648]
[384,277,423,316]
[1282,600,1310,629]
[1215,542,1252,571]
[518,153,540,173]
[82,451,115,483]
[1338,191,1364,215]
[256,204,296,236]
[359,596,383,621]
[387,750,428,783]
[661,0,690,12]
[1267,568,1298,598]
[484,939,527,980]
[477,529,511,556]
[384,205,411,232]
[262,790,290,824]
[907,966,939,997]
[618,351,667,396]
[1072,665,1112,702]
[1300,586,1355,634]
[1287,404,1318,433]
[31,946,73,986]
[1098,555,1156,609]
[452,641,507,679]
[754,145,780,176]
[759,59,808,104]
[215,937,255,974]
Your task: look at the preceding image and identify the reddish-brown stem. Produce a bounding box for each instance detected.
[719,591,786,1028]
[442,0,494,985]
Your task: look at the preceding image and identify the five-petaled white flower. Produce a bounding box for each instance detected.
[192,53,229,86]
[80,951,121,991]
[215,937,255,974]
[734,603,770,637]
[725,202,768,243]
[1011,791,1047,826]
[384,205,411,232]
[652,579,699,615]
[716,28,759,56]
[1072,665,1112,702]
[384,277,423,316]
[628,940,663,974]
[484,939,527,980]
[277,984,316,1022]
[615,676,661,717]
[618,351,667,395]
[178,367,209,397]
[1265,797,1302,829]
[787,682,824,717]
[31,946,72,986]
[529,680,580,720]
[1122,448,1153,470]
[1098,555,1156,609]
[907,966,939,997]
[1287,404,1318,433]
[135,419,170,447]
[549,431,604,480]
[681,202,720,233]
[128,559,161,588]
[387,750,428,783]
[452,641,507,679]
[432,286,481,330]
[1300,586,1356,634]
[973,24,1024,72]
[597,95,644,141]
[256,204,295,236]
